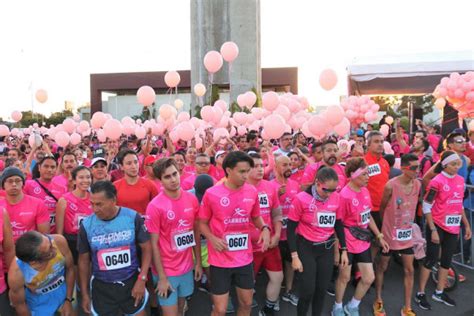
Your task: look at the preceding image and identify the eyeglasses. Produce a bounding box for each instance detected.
[5,178,23,185]
[321,187,337,193]
[402,165,420,171]
[196,162,210,166]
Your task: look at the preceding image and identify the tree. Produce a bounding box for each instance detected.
[371,94,434,118]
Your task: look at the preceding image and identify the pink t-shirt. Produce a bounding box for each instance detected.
[301,162,347,192]
[23,179,66,233]
[183,164,196,174]
[146,190,199,276]
[288,191,340,243]
[62,192,93,235]
[198,183,260,268]
[289,169,304,184]
[0,208,5,293]
[52,174,69,192]
[6,195,49,242]
[270,178,300,241]
[428,173,465,234]
[209,165,226,181]
[338,185,373,254]
[249,180,280,252]
[381,177,421,250]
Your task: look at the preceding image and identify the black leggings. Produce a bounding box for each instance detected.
[296,235,334,316]
[424,225,458,269]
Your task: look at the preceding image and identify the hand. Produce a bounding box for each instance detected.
[431,230,440,244]
[131,279,146,307]
[194,264,203,282]
[81,293,92,314]
[269,234,280,249]
[278,185,287,196]
[156,277,173,298]
[378,238,390,253]
[339,251,349,268]
[61,301,73,316]
[209,235,228,252]
[465,226,472,240]
[291,256,303,272]
[258,228,271,252]
[334,249,340,266]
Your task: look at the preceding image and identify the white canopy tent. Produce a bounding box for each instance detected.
[347,51,474,95]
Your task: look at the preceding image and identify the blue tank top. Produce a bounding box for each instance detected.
[458,155,468,181]
[82,207,139,283]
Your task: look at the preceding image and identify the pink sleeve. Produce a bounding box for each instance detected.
[301,164,315,185]
[145,203,161,234]
[251,191,261,218]
[264,156,275,178]
[271,185,280,209]
[288,196,302,222]
[198,193,212,220]
[36,203,50,225]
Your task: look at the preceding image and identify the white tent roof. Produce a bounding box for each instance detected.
[347,51,474,95]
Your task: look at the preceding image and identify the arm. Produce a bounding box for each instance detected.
[54,235,75,315]
[269,207,283,248]
[422,164,438,188]
[395,123,408,150]
[8,262,30,316]
[378,182,393,220]
[461,211,472,240]
[164,134,175,154]
[78,253,91,313]
[3,211,15,270]
[192,222,202,281]
[198,218,227,252]
[55,198,67,235]
[369,217,389,252]
[150,233,173,297]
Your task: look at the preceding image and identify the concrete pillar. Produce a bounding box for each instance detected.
[190,0,261,113]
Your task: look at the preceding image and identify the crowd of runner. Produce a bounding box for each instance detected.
[0,117,472,316]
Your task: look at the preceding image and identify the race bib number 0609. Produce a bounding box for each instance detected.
[98,246,131,271]
[226,234,248,251]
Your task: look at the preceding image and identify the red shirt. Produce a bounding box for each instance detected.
[114,177,158,215]
[364,151,389,212]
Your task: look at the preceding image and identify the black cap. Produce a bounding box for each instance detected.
[1,167,25,189]
[193,174,214,203]
[93,147,106,158]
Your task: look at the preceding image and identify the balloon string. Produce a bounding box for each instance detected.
[209,74,213,105]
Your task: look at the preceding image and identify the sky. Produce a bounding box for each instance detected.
[0,0,473,120]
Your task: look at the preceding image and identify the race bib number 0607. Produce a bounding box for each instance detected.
[226,234,248,251]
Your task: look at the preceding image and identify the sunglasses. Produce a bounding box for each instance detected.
[402,165,420,171]
[321,187,337,193]
[454,139,466,144]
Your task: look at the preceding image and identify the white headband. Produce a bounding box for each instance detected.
[441,154,461,167]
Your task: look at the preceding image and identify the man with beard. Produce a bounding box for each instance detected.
[273,133,293,157]
[53,152,77,192]
[301,140,347,192]
[113,149,158,216]
[270,155,300,306]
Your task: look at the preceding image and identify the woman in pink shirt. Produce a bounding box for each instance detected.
[332,158,389,316]
[416,151,472,308]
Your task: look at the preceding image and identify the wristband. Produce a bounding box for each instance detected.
[65,297,75,303]
[291,253,299,258]
[430,227,437,232]
[261,225,271,232]
[340,247,347,251]
[377,233,384,240]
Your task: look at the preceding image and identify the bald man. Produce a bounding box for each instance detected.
[270,155,301,305]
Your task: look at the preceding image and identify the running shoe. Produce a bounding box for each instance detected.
[258,306,275,316]
[344,305,360,316]
[281,291,298,306]
[415,293,431,310]
[198,281,210,293]
[252,296,258,308]
[273,299,280,312]
[226,300,235,314]
[327,282,335,296]
[432,291,456,307]
[401,307,417,316]
[331,305,345,316]
[372,300,386,316]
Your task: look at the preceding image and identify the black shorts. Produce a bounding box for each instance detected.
[64,234,79,265]
[381,247,414,257]
[91,273,147,316]
[210,263,254,295]
[345,248,372,265]
[279,240,291,263]
[424,225,458,270]
[370,211,382,230]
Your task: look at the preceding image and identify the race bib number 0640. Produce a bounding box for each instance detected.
[98,246,131,271]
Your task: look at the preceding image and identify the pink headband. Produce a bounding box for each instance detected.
[351,167,367,179]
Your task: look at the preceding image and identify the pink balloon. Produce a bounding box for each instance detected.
[195,137,203,149]
[137,86,156,107]
[288,100,301,113]
[244,91,257,109]
[237,125,247,136]
[73,114,80,122]
[177,112,191,122]
[274,105,291,122]
[262,91,280,111]
[11,111,22,122]
[237,94,247,109]
[200,106,215,122]
[96,129,106,142]
[123,123,135,136]
[55,131,70,147]
[211,107,224,125]
[326,105,345,126]
[79,120,90,132]
[261,129,270,140]
[263,114,286,139]
[179,122,195,141]
[35,89,48,103]
[319,69,338,91]
[164,71,181,88]
[28,134,42,148]
[251,108,265,119]
[159,104,174,120]
[70,133,81,145]
[135,126,146,139]
[213,128,229,142]
[383,141,393,154]
[103,119,123,140]
[334,118,350,136]
[233,112,247,125]
[301,122,312,138]
[204,51,223,74]
[63,118,76,134]
[214,100,228,112]
[220,41,239,62]
[91,112,107,129]
[308,115,330,136]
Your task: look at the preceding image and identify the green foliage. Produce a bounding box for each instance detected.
[18,110,74,127]
[371,94,434,118]
[132,106,155,121]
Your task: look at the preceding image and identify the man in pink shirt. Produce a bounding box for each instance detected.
[53,151,78,192]
[182,154,216,191]
[146,158,202,316]
[198,151,270,316]
[1,167,49,241]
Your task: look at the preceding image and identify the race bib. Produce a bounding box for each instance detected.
[258,193,270,208]
[282,216,288,229]
[360,209,371,225]
[97,246,131,271]
[317,212,336,228]
[367,163,381,177]
[395,228,412,241]
[445,215,462,227]
[173,231,196,251]
[36,276,65,294]
[225,234,248,251]
[49,214,56,225]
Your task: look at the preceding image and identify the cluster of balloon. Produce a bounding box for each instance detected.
[433,71,474,119]
[340,95,380,126]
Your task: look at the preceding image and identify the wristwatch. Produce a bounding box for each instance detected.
[261,225,271,232]
[139,274,147,281]
[65,297,74,303]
